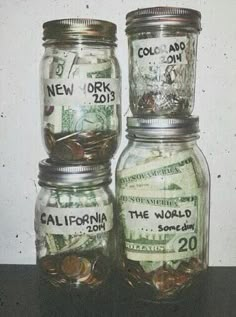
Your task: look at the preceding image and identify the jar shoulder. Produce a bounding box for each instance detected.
[41,46,119,61]
[40,47,120,79]
[116,142,210,186]
[36,187,114,210]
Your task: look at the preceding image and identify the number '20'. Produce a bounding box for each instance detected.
[178,236,197,252]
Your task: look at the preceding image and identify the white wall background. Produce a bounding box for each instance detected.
[0,0,235,266]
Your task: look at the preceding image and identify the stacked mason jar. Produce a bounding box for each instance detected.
[116,7,210,302]
[35,19,121,290]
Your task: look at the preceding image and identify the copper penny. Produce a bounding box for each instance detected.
[67,141,84,160]
[44,128,55,151]
[61,255,82,278]
[175,272,190,286]
[188,257,202,273]
[153,268,176,293]
[76,258,91,282]
[40,256,58,275]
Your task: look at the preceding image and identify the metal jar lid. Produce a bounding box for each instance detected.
[126,7,201,34]
[127,116,199,138]
[43,18,117,44]
[38,159,111,187]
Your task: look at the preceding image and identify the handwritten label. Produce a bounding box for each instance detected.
[121,196,197,234]
[43,78,120,107]
[119,189,201,262]
[38,205,113,235]
[133,37,188,66]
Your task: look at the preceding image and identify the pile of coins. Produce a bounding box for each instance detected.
[44,129,118,162]
[39,251,110,289]
[124,257,203,299]
[137,91,189,116]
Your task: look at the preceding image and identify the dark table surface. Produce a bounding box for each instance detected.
[0,265,235,317]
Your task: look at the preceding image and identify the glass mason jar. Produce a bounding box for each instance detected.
[40,19,121,163]
[35,160,115,289]
[116,117,210,301]
[126,7,201,116]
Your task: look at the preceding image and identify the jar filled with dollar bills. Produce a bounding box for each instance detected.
[126,7,201,116]
[116,117,210,301]
[35,160,115,289]
[40,19,121,162]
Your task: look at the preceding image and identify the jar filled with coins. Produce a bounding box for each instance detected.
[35,160,115,289]
[126,7,201,116]
[40,19,121,163]
[116,117,210,301]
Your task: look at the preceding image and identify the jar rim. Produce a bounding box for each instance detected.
[43,18,117,44]
[126,116,200,139]
[38,159,111,187]
[126,6,201,34]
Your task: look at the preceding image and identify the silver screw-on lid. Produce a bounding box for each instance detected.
[43,18,117,44]
[38,159,111,187]
[126,7,201,34]
[127,116,199,138]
